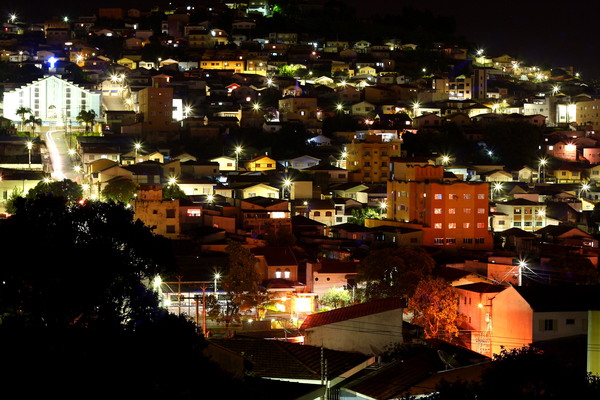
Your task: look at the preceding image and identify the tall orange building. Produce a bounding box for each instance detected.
[387,162,492,250]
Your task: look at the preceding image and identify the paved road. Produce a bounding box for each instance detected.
[44,130,79,182]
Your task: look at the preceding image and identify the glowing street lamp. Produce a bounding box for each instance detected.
[336,103,344,111]
[492,182,503,199]
[441,155,451,165]
[134,142,142,163]
[234,146,243,170]
[252,102,261,111]
[412,101,420,117]
[282,178,292,199]
[379,200,387,216]
[538,158,547,183]
[552,85,561,96]
[213,272,221,297]
[168,177,177,186]
[579,182,590,200]
[183,105,192,118]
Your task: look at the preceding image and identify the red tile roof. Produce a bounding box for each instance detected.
[300,297,407,330]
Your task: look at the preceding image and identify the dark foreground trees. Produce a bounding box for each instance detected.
[0,196,245,398]
[427,346,600,400]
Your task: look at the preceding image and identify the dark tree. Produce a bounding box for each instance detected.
[357,247,435,300]
[26,179,83,204]
[101,178,139,203]
[0,196,172,329]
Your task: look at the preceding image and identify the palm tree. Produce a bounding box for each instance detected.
[16,107,32,132]
[77,109,96,134]
[26,115,42,137]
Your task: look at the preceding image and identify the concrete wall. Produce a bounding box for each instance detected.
[304,308,404,355]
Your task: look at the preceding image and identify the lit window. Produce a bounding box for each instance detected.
[434,223,442,229]
[434,208,442,214]
[477,208,486,214]
[434,194,442,200]
[477,222,485,228]
[448,208,456,214]
[275,269,282,279]
[448,223,456,229]
[284,269,291,279]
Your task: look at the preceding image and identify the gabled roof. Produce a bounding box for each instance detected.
[208,338,371,381]
[497,227,536,238]
[304,163,345,171]
[291,215,326,226]
[455,282,507,294]
[241,196,288,208]
[329,223,371,232]
[343,353,442,399]
[498,198,541,206]
[251,246,297,266]
[535,225,591,238]
[300,297,406,330]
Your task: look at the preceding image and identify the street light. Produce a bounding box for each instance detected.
[379,200,387,216]
[26,141,33,169]
[213,272,221,297]
[134,142,142,163]
[441,155,451,165]
[234,146,243,170]
[492,182,503,200]
[538,158,547,183]
[282,178,292,199]
[579,182,590,200]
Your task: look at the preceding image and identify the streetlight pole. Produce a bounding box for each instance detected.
[235,146,242,171]
[26,141,33,169]
[213,273,220,297]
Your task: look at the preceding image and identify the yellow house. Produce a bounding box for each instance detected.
[358,66,377,76]
[551,164,587,184]
[235,183,280,199]
[117,57,137,69]
[244,155,278,172]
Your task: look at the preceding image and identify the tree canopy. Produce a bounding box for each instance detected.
[408,277,464,342]
[0,195,173,329]
[25,178,83,204]
[221,240,262,323]
[357,246,434,300]
[102,178,139,203]
[162,182,188,200]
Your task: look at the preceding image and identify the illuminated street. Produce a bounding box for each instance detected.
[45,129,77,181]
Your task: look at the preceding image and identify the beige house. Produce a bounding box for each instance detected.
[133,184,180,238]
[300,298,407,355]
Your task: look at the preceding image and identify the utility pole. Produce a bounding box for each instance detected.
[201,284,208,337]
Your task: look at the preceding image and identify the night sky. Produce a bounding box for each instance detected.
[4,0,600,78]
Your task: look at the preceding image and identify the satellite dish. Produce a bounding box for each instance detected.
[437,350,460,370]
